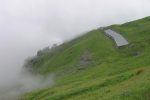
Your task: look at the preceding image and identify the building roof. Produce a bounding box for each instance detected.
[104,29,129,47]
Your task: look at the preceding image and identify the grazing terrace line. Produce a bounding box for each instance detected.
[104,29,129,47]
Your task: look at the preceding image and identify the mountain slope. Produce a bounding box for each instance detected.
[22,16,150,100]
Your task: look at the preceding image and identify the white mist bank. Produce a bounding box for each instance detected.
[0,68,54,99]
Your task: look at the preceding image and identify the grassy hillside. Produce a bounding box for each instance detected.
[22,16,150,100]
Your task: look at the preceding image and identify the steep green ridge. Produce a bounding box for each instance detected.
[22,16,150,100]
[25,29,120,75]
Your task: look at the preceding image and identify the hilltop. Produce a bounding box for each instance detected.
[22,16,150,100]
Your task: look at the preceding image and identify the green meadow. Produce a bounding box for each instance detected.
[22,16,150,100]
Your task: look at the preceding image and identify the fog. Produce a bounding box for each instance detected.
[0,0,150,99]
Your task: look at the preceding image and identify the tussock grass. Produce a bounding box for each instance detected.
[22,16,150,100]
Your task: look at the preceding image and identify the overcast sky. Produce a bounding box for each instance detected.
[0,0,150,96]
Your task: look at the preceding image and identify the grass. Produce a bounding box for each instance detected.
[21,16,150,100]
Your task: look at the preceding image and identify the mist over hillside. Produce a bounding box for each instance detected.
[0,0,150,99]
